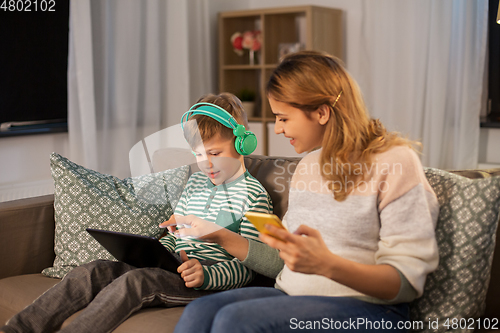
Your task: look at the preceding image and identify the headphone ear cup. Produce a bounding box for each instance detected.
[233,124,246,137]
[235,131,257,155]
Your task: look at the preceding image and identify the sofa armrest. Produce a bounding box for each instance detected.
[0,195,56,279]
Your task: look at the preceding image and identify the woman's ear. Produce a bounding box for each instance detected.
[317,105,330,125]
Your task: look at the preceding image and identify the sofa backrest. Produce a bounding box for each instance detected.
[243,155,301,219]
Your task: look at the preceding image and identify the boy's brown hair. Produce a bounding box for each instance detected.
[183,93,249,149]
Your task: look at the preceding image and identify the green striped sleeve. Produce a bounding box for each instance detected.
[197,258,256,291]
[159,232,176,252]
[240,190,273,241]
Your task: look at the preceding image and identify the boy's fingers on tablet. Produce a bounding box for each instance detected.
[180,250,189,262]
[177,253,193,273]
[178,215,197,226]
[175,227,196,238]
[159,215,177,228]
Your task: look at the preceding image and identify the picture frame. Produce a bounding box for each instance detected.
[278,43,304,61]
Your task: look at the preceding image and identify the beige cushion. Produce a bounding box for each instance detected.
[0,274,60,325]
[60,308,185,333]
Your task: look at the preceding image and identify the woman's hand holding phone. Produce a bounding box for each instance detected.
[244,212,287,241]
[260,224,337,278]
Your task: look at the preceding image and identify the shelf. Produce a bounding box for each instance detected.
[219,5,344,155]
[481,121,500,129]
[248,117,276,122]
[480,115,500,128]
[0,122,68,138]
[220,62,287,69]
[222,65,263,70]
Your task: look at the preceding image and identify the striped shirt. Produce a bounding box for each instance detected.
[160,170,273,290]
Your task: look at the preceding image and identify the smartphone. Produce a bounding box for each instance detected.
[245,212,286,240]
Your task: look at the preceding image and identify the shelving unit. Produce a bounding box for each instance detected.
[218,5,344,155]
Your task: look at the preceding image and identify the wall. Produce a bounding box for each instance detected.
[0,133,69,201]
[479,128,500,168]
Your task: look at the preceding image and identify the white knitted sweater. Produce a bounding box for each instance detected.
[275,146,439,302]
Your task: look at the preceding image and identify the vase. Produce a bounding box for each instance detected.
[249,50,258,65]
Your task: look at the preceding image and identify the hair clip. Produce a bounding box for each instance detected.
[332,90,343,108]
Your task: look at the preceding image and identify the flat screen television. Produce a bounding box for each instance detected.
[0,1,69,136]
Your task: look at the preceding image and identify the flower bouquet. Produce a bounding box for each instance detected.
[231,30,262,65]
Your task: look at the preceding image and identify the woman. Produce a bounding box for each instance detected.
[173,51,439,333]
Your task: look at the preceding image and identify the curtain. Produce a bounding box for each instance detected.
[354,0,488,169]
[68,0,193,178]
[69,0,488,172]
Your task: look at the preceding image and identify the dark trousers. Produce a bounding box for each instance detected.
[1,259,216,333]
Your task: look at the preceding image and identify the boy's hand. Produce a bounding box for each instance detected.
[160,215,223,241]
[177,250,204,288]
[159,215,180,234]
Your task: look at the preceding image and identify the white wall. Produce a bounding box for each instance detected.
[0,133,69,201]
[479,128,500,169]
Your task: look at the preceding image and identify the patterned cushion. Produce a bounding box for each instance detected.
[410,168,500,332]
[42,153,189,278]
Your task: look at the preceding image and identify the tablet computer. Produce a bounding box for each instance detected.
[86,228,181,274]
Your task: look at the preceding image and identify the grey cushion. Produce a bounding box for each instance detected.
[410,168,500,332]
[43,153,189,278]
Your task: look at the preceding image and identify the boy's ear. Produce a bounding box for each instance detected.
[317,105,330,125]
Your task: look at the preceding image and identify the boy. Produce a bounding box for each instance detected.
[1,93,273,333]
[159,92,273,290]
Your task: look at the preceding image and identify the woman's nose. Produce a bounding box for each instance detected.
[274,120,284,135]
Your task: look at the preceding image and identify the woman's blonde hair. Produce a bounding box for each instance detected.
[266,51,418,201]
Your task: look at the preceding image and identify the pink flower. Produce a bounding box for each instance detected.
[254,30,262,43]
[242,31,254,49]
[231,32,243,56]
[251,39,261,51]
[231,30,261,56]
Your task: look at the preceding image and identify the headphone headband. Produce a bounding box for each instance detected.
[180,102,257,155]
[181,103,239,130]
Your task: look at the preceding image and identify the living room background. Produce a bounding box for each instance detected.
[0,0,493,203]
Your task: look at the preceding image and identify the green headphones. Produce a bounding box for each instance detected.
[181,102,257,156]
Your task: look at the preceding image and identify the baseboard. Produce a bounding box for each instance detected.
[0,179,54,203]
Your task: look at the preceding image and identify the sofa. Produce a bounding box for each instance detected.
[1,154,500,332]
